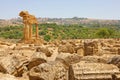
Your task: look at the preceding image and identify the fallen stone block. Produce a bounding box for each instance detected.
[56,53,82,67]
[0,55,28,77]
[29,61,67,80]
[36,46,52,57]
[28,52,47,70]
[69,62,120,80]
[0,73,18,80]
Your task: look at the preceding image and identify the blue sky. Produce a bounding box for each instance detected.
[0,0,120,19]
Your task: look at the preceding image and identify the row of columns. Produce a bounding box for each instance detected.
[24,23,39,41]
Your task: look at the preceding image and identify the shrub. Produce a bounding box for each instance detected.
[44,35,51,41]
[96,28,114,38]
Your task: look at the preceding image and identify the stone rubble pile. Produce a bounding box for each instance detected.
[0,39,120,80]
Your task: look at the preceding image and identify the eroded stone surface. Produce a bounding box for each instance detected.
[1,39,120,80]
[69,62,120,80]
[0,73,18,80]
[0,54,28,77]
[28,52,47,70]
[56,53,82,67]
[29,61,67,80]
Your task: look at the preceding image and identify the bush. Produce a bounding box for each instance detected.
[44,35,51,41]
[39,31,46,35]
[96,28,114,38]
[0,26,23,39]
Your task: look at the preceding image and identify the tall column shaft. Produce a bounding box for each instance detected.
[24,24,28,40]
[24,24,29,40]
[29,24,32,39]
[36,24,39,39]
[23,24,25,40]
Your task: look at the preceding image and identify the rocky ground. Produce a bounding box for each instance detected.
[0,39,120,80]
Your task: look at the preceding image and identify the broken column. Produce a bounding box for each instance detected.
[69,62,120,80]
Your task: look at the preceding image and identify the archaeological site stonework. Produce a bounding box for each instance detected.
[0,39,120,80]
[1,11,120,80]
[19,11,43,45]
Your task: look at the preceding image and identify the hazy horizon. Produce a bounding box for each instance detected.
[0,0,120,20]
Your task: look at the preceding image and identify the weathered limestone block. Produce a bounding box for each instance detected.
[0,55,19,74]
[84,40,101,56]
[18,72,29,80]
[14,44,35,51]
[28,52,47,70]
[5,49,35,59]
[76,48,84,56]
[7,44,16,50]
[0,42,16,51]
[81,56,107,63]
[60,40,68,45]
[0,41,12,46]
[69,62,120,80]
[58,43,75,54]
[84,46,94,55]
[107,55,120,68]
[113,44,120,47]
[50,40,61,46]
[100,39,114,47]
[36,46,52,57]
[56,53,82,67]
[100,54,116,63]
[0,49,9,57]
[102,47,118,53]
[0,45,9,50]
[118,48,120,55]
[45,47,59,62]
[0,73,18,80]
[0,55,28,77]
[107,55,120,64]
[29,61,68,80]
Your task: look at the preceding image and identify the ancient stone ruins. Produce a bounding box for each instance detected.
[0,39,120,80]
[1,11,120,80]
[19,11,43,44]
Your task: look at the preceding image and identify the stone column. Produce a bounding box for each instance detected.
[24,24,29,41]
[29,24,32,40]
[23,24,25,40]
[36,24,39,39]
[24,24,27,40]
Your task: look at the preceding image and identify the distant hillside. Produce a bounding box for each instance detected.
[0,18,22,27]
[0,17,120,27]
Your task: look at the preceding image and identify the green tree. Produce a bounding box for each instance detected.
[96,28,114,38]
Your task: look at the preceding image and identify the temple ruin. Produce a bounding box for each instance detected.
[19,11,43,44]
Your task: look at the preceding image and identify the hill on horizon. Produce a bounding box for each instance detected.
[0,17,120,27]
